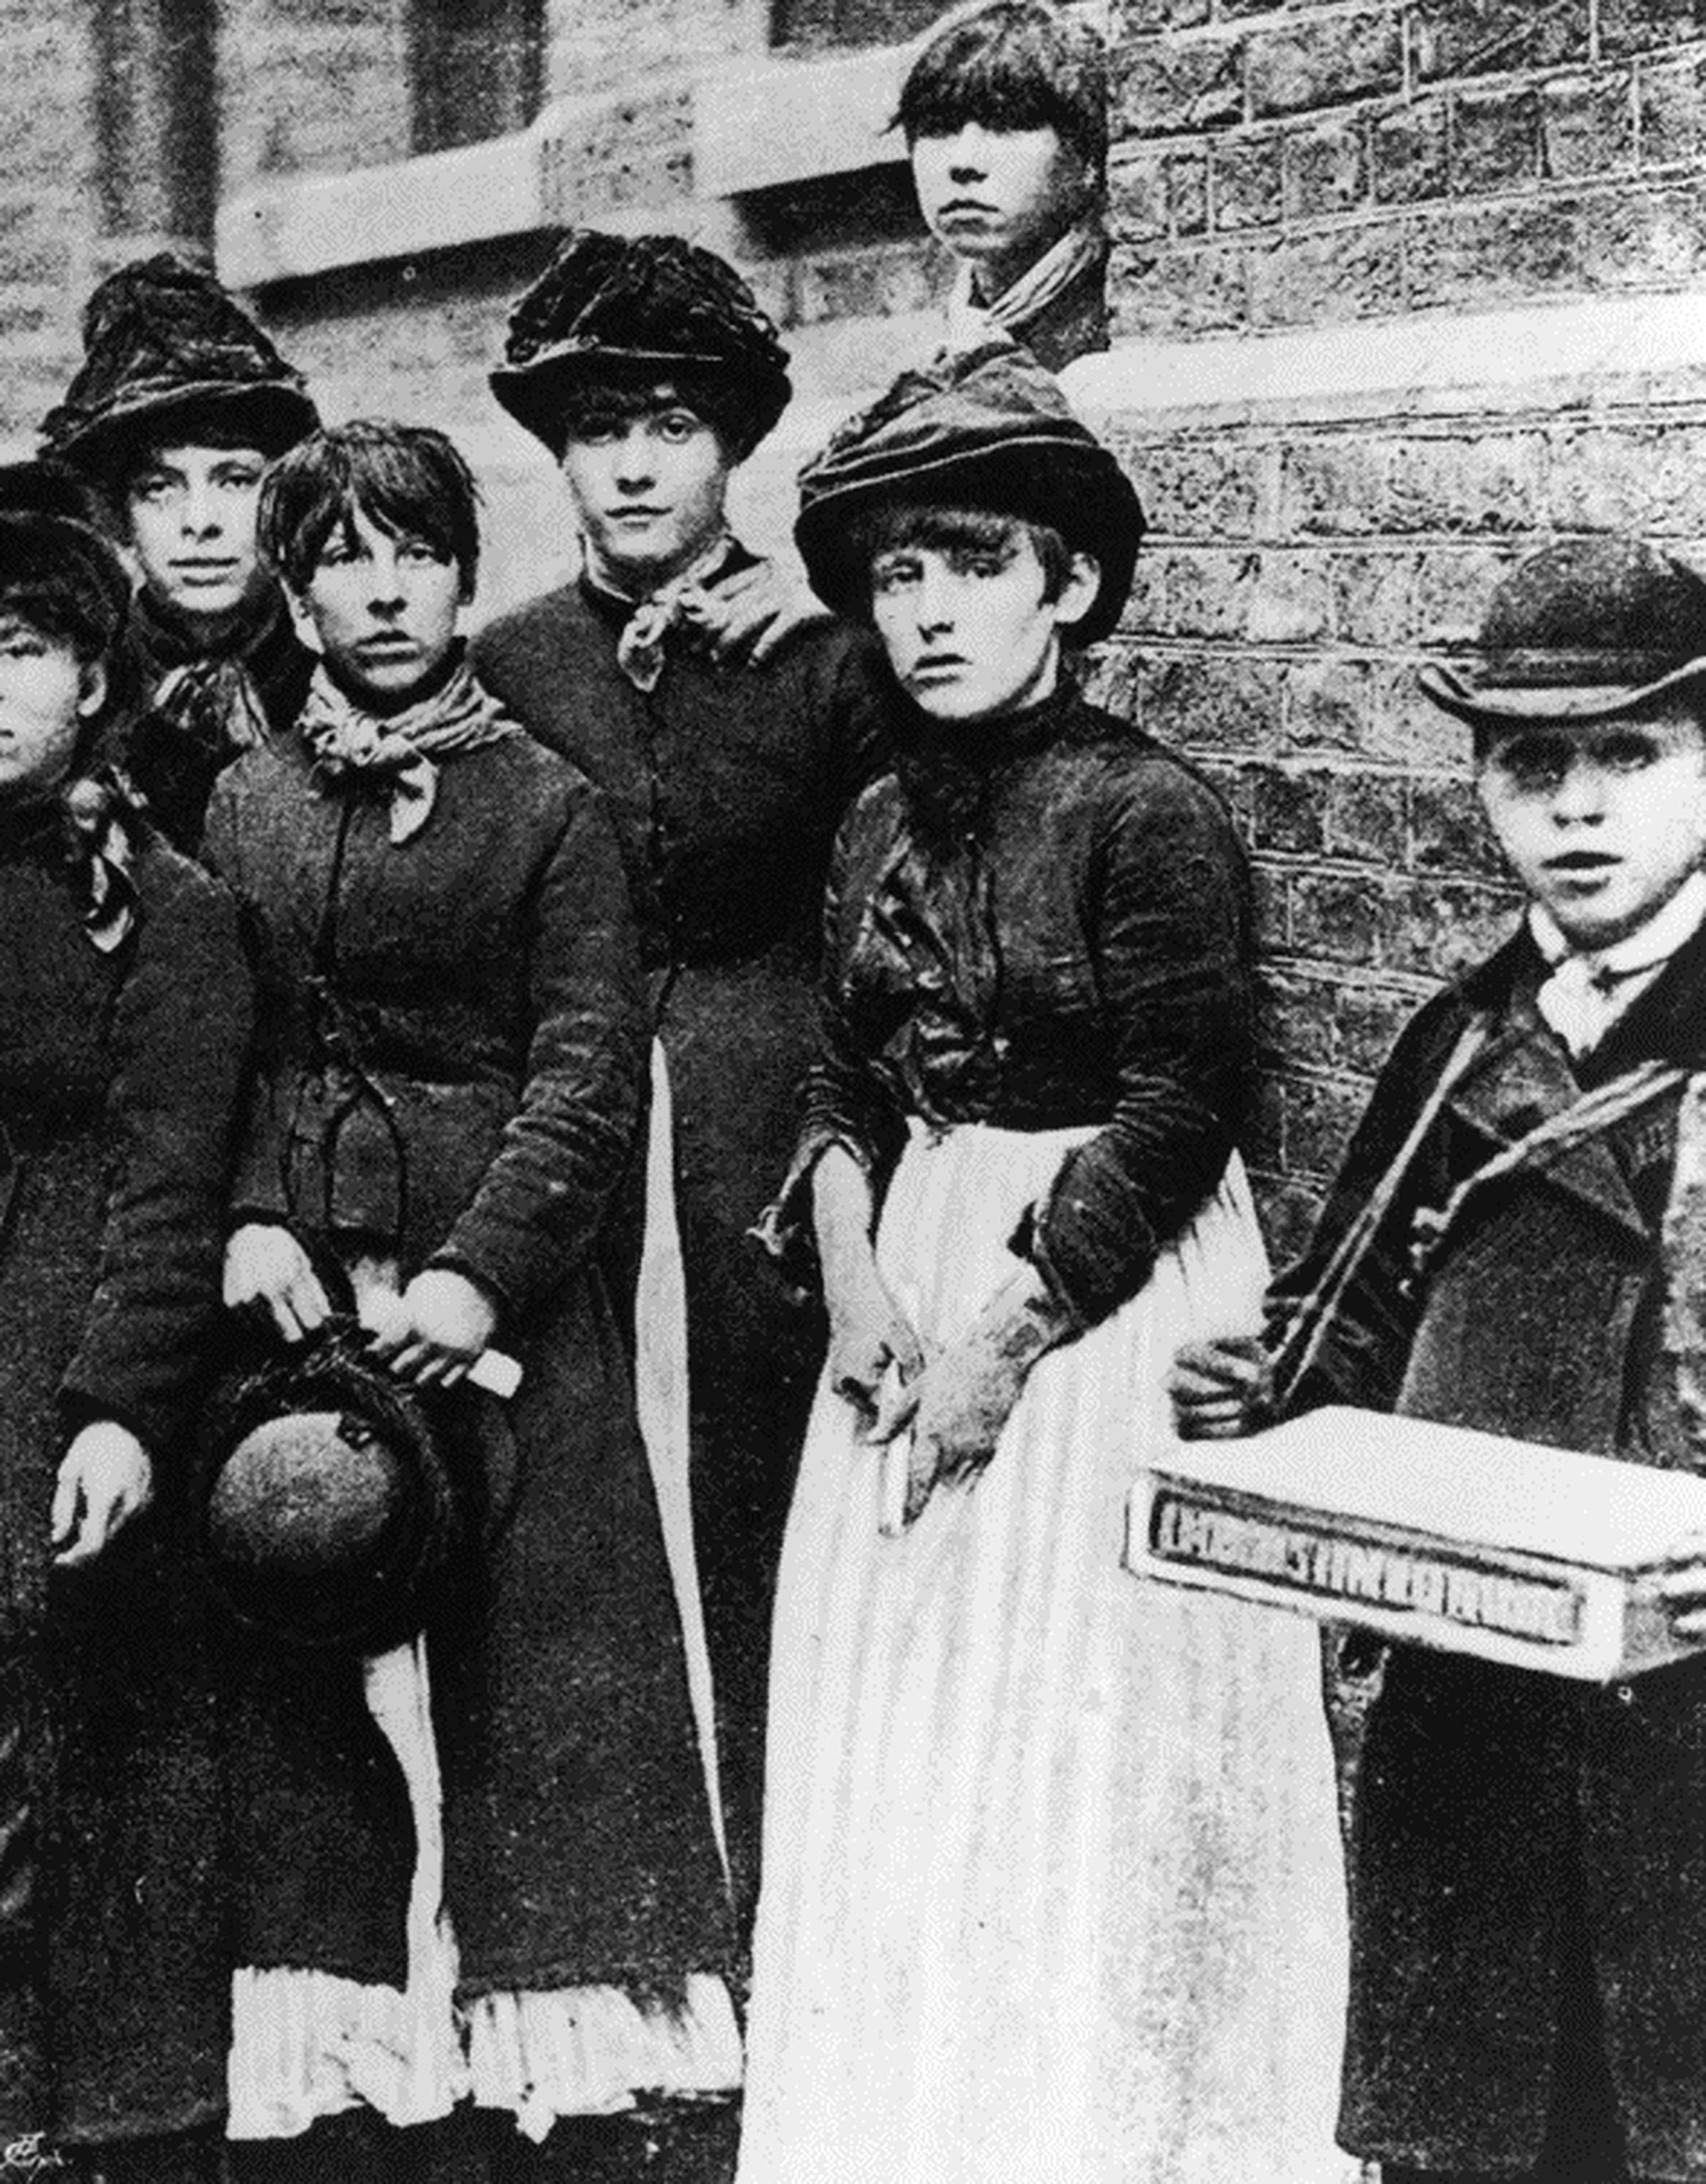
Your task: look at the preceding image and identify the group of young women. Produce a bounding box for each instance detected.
[0,6,1355,2182]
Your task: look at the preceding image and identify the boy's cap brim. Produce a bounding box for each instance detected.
[1419,653,1706,729]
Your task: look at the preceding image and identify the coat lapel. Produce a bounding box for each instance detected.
[1443,937,1653,1247]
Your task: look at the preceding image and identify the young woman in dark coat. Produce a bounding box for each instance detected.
[473,231,890,1921]
[203,422,736,2184]
[41,254,320,852]
[0,464,252,2182]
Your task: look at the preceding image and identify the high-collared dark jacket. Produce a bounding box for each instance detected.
[203,721,734,2000]
[0,811,252,2143]
[1275,914,1706,2178]
[784,683,1253,1325]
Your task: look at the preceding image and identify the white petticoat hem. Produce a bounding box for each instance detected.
[227,1965,742,2143]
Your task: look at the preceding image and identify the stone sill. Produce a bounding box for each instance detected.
[1062,288,1706,428]
[217,45,908,290]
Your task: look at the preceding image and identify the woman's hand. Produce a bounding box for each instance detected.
[363,1268,498,1389]
[825,1259,925,1426]
[1168,1333,1273,1440]
[224,1223,331,1344]
[691,559,830,666]
[877,1268,1074,1524]
[52,1420,154,1569]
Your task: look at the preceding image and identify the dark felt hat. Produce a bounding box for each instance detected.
[39,254,318,486]
[489,228,792,460]
[794,340,1144,647]
[195,1323,459,1654]
[1419,537,1706,730]
[0,459,133,657]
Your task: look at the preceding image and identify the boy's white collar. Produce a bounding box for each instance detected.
[1528,867,1706,978]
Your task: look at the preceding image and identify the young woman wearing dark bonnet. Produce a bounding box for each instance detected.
[473,230,892,1925]
[737,345,1353,2184]
[39,254,320,853]
[0,463,252,2184]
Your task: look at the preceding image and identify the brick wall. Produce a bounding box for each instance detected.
[1109,0,1706,339]
[1087,0,1706,1248]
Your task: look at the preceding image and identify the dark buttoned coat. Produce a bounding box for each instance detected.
[203,721,733,2001]
[0,813,252,2144]
[1279,914,1706,2178]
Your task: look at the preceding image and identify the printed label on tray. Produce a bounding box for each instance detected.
[1148,1489,1585,1648]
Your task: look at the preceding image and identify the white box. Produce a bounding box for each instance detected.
[1125,1407,1706,1682]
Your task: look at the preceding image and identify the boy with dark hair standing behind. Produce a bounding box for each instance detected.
[899,0,1109,370]
[1174,536,1706,2184]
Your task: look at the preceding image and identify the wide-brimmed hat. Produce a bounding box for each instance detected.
[489,228,792,461]
[1419,537,1706,730]
[39,254,318,486]
[0,460,132,657]
[794,340,1144,646]
[194,1324,459,1654]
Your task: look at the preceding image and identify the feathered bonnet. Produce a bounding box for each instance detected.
[39,253,318,489]
[489,229,792,462]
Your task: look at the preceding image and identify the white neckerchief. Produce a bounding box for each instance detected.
[581,528,737,694]
[1529,868,1706,1058]
[944,219,1103,355]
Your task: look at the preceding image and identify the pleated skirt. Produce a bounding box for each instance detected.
[738,1120,1355,2184]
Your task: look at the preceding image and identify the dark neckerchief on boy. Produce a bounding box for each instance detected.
[298,646,520,845]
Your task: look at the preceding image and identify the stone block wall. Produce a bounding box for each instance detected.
[1083,0,1706,1243]
[1109,0,1706,338]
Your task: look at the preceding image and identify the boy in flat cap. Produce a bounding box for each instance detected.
[1174,537,1706,2184]
[41,253,319,851]
[476,230,891,1926]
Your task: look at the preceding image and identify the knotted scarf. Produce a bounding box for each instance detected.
[299,654,522,845]
[0,768,138,953]
[944,219,1106,356]
[134,585,301,764]
[581,529,737,693]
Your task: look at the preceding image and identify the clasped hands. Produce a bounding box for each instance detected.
[826,1258,1069,1528]
[223,1223,496,1389]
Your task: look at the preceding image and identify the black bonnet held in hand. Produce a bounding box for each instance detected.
[193,1319,462,1656]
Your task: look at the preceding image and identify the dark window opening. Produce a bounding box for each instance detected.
[772,0,949,54]
[95,0,218,246]
[412,0,545,155]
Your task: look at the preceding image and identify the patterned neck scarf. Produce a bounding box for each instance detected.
[1529,870,1706,1058]
[581,528,738,693]
[299,652,521,845]
[944,219,1105,356]
[134,583,299,760]
[0,768,138,952]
